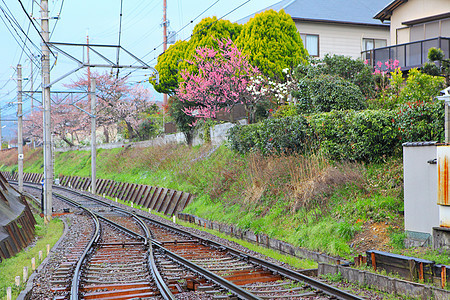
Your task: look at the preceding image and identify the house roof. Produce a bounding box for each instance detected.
[238,0,391,27]
[374,0,408,21]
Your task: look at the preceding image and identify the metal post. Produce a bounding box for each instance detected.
[30,56,34,148]
[446,103,449,144]
[41,0,52,222]
[163,0,168,108]
[90,78,96,194]
[17,64,23,193]
[0,109,2,151]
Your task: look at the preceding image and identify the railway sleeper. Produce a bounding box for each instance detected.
[81,282,155,292]
[81,288,159,300]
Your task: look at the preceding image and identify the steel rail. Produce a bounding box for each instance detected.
[136,213,364,300]
[22,183,363,300]
[48,193,101,300]
[154,243,262,300]
[20,183,175,300]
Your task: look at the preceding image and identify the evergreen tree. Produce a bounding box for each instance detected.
[236,9,308,80]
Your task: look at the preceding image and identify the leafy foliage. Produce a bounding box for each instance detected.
[396,100,444,143]
[309,110,398,161]
[151,17,242,95]
[297,54,375,98]
[152,40,189,95]
[168,96,197,145]
[397,68,445,103]
[227,116,313,155]
[228,99,445,162]
[294,74,366,113]
[236,9,308,80]
[423,47,450,85]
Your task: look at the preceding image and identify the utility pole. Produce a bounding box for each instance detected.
[17,64,23,193]
[90,78,96,194]
[30,56,35,148]
[0,109,2,151]
[163,0,168,108]
[41,0,52,222]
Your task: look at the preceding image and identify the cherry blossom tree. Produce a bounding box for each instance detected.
[24,100,84,147]
[177,39,266,124]
[66,72,155,142]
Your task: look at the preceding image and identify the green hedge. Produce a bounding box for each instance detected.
[227,116,313,155]
[294,74,366,113]
[228,102,444,161]
[309,110,398,161]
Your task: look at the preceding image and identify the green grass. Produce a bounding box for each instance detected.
[0,216,64,300]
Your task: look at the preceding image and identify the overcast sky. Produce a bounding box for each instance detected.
[0,0,279,138]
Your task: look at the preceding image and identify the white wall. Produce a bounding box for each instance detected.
[403,144,440,239]
[390,0,450,44]
[295,21,390,59]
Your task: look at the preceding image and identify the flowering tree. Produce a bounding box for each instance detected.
[177,39,266,124]
[66,72,155,142]
[24,100,84,147]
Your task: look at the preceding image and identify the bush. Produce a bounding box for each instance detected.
[229,101,445,161]
[398,68,445,103]
[296,54,375,98]
[294,74,366,113]
[396,101,444,143]
[309,110,399,161]
[228,116,314,155]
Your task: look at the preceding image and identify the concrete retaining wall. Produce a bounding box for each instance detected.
[54,121,245,152]
[319,263,450,300]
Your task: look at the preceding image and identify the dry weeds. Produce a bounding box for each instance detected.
[242,152,364,214]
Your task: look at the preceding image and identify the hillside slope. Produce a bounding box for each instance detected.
[0,144,447,263]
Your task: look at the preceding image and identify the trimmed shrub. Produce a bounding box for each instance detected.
[296,54,376,98]
[228,116,313,155]
[396,101,444,143]
[294,74,366,113]
[228,101,444,161]
[309,110,399,161]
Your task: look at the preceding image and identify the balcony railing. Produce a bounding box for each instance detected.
[362,37,450,70]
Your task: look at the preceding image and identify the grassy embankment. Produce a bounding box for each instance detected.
[0,144,448,266]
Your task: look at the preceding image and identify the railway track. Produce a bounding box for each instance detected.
[20,182,364,300]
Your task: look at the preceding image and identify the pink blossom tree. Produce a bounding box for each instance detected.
[66,72,155,142]
[24,100,84,147]
[177,39,266,124]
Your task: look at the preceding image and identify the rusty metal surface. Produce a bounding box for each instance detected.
[438,146,450,206]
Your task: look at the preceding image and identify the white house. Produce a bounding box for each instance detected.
[238,0,391,59]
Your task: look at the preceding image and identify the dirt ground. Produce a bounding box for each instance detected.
[351,221,401,254]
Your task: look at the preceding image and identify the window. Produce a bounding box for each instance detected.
[363,38,387,51]
[300,34,319,57]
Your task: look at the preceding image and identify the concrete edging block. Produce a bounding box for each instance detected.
[395,279,432,299]
[338,266,365,286]
[431,287,450,300]
[365,272,395,293]
[318,262,338,275]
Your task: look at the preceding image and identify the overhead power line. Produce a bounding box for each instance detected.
[50,0,65,39]
[0,3,41,66]
[138,0,221,63]
[17,0,57,59]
